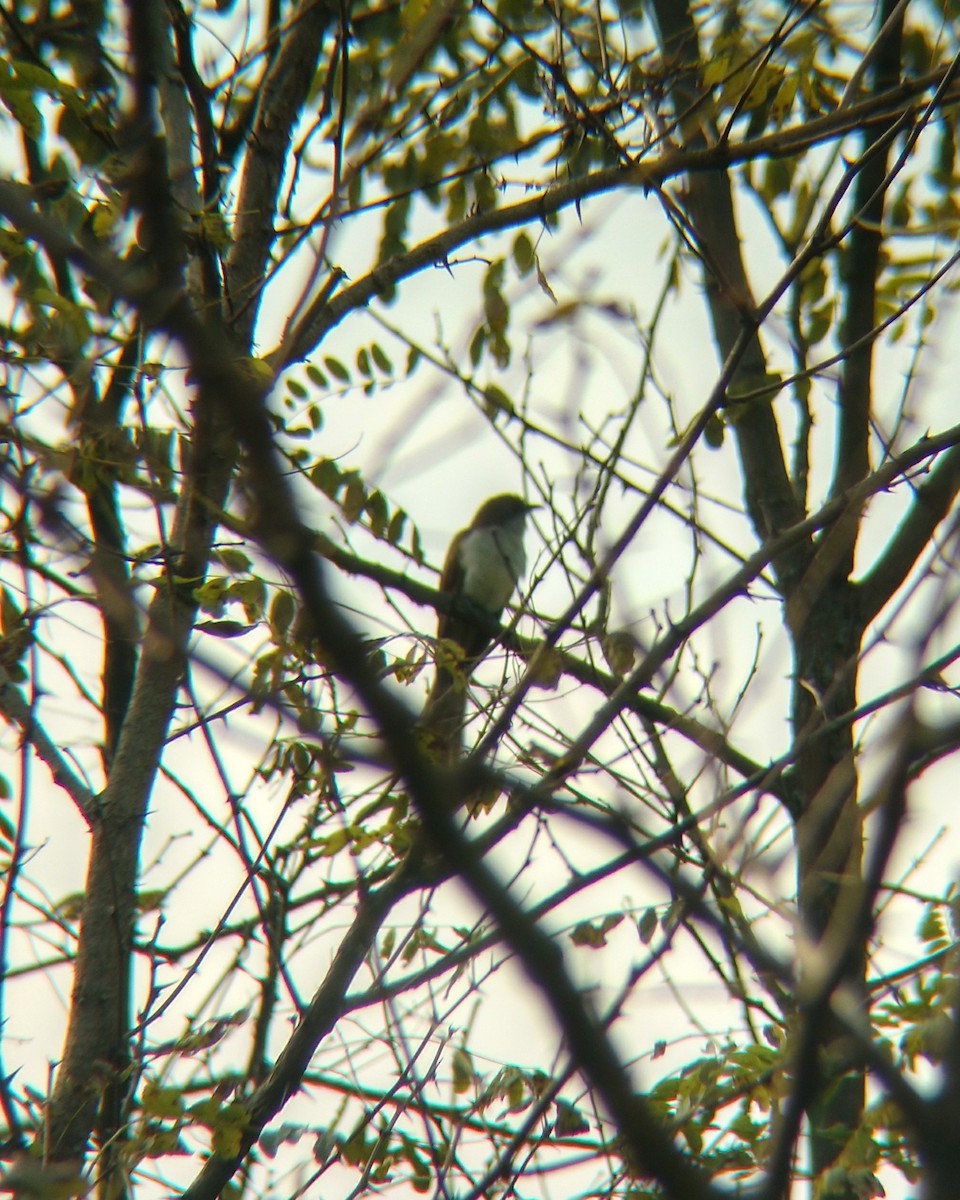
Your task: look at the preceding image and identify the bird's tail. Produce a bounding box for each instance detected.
[418,664,468,764]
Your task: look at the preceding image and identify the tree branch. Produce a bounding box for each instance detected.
[829,0,904,571]
[410,786,719,1200]
[0,678,99,825]
[857,441,960,627]
[180,860,419,1200]
[42,5,242,1168]
[504,423,960,811]
[224,0,338,345]
[647,0,807,598]
[309,531,785,795]
[269,68,960,368]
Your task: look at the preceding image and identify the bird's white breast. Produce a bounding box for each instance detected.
[457,518,527,613]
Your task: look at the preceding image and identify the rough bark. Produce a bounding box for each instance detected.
[43,0,336,1178]
[642,1,905,1189]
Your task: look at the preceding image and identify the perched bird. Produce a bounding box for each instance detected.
[421,493,536,760]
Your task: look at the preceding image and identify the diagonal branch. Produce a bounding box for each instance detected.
[306,531,785,797]
[856,441,960,627]
[139,245,729,1200]
[0,678,99,825]
[180,860,419,1200]
[647,0,805,596]
[829,0,904,572]
[224,0,338,345]
[269,68,960,368]
[411,787,720,1200]
[508,423,960,810]
[41,5,242,1171]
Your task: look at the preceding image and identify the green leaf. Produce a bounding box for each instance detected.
[570,914,624,948]
[409,523,424,565]
[57,105,108,165]
[11,61,61,92]
[512,231,535,276]
[527,643,563,689]
[324,356,350,382]
[469,326,486,368]
[371,342,393,374]
[725,371,783,409]
[305,363,328,388]
[135,889,167,913]
[0,806,16,847]
[231,577,267,622]
[365,489,389,537]
[90,199,120,239]
[214,547,252,574]
[270,590,296,640]
[142,1082,185,1119]
[0,587,22,636]
[193,576,227,615]
[482,384,514,417]
[918,906,946,947]
[0,77,42,139]
[536,258,557,304]
[310,458,341,497]
[483,258,508,336]
[196,210,231,250]
[196,619,250,638]
[637,906,658,945]
[451,1048,473,1094]
[704,413,725,448]
[341,476,366,523]
[554,1099,589,1136]
[804,301,833,347]
[387,508,406,545]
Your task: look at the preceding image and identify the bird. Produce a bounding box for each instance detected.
[420,493,536,761]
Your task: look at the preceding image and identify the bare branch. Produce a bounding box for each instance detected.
[857,442,960,627]
[270,69,960,367]
[180,861,419,1200]
[224,0,339,344]
[0,678,99,825]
